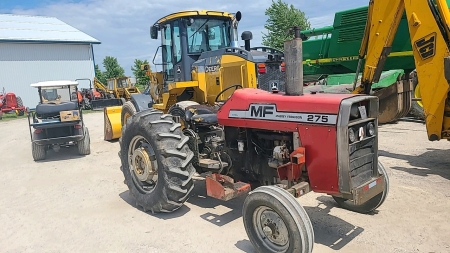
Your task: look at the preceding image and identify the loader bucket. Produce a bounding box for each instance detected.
[303,69,413,124]
[91,98,123,110]
[104,106,122,141]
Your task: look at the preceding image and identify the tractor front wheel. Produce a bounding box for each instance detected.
[119,109,195,213]
[332,161,390,214]
[243,186,314,253]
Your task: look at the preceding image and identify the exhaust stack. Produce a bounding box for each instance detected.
[284,26,303,96]
[241,31,252,51]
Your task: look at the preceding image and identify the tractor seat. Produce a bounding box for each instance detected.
[190,114,218,126]
[36,101,78,117]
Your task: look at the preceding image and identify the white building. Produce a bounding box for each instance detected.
[0,14,100,107]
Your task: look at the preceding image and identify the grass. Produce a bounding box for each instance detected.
[0,113,28,122]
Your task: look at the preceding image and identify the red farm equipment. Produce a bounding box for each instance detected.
[0,88,25,120]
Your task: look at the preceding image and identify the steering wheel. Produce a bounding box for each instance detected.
[215,84,243,103]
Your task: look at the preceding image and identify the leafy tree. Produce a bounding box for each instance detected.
[262,0,311,50]
[102,56,125,80]
[131,59,151,90]
[94,64,106,84]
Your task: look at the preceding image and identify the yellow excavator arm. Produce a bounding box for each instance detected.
[354,0,450,141]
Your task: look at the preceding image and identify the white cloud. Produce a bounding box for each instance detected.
[3,0,369,76]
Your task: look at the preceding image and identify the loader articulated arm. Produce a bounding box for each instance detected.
[354,0,450,141]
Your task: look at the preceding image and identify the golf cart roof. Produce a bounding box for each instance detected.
[30,80,79,88]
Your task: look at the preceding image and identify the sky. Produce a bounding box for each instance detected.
[0,0,370,76]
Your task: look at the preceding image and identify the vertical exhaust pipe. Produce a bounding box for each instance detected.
[241,31,252,51]
[284,26,303,96]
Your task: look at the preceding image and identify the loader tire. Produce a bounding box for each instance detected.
[120,109,195,213]
[121,101,136,126]
[32,142,46,161]
[332,161,390,214]
[77,127,91,155]
[409,70,425,120]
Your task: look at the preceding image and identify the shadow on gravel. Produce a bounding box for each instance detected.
[34,146,87,163]
[119,177,364,252]
[379,148,450,180]
[118,190,192,219]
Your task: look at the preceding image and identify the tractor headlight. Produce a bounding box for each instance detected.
[367,122,375,136]
[348,127,357,143]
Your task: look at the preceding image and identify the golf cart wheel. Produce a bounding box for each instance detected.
[77,127,91,155]
[409,69,425,120]
[243,186,314,253]
[120,109,195,213]
[32,142,46,161]
[121,101,136,126]
[332,161,390,214]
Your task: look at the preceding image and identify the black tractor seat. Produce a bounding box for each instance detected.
[36,101,78,118]
[184,104,218,126]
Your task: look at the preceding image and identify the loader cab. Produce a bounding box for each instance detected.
[150,11,240,84]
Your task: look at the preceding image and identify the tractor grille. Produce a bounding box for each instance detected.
[348,121,376,187]
[257,62,286,92]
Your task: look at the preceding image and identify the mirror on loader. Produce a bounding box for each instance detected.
[150,26,158,39]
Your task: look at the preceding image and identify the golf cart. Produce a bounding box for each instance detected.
[27,80,90,161]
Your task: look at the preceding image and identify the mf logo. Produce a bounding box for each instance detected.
[250,104,274,117]
[414,32,436,60]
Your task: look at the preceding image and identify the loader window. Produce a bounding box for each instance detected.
[162,23,174,81]
[187,18,231,54]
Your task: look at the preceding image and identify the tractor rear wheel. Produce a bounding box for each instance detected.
[332,161,390,214]
[121,101,136,126]
[16,96,24,116]
[77,127,91,155]
[32,142,46,161]
[243,186,314,253]
[119,109,195,213]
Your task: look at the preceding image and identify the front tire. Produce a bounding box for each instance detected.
[332,161,390,214]
[120,109,195,213]
[121,101,137,126]
[243,186,314,253]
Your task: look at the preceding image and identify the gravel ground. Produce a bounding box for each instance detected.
[0,112,449,253]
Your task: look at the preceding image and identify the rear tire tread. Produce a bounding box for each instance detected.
[120,109,195,213]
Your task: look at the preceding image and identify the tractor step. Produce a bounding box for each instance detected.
[199,158,228,170]
[205,173,251,201]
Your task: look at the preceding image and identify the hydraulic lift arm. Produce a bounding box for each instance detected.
[353,0,450,141]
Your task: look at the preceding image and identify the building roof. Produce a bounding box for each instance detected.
[30,80,79,88]
[0,14,100,44]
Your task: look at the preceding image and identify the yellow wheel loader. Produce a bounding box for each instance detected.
[103,10,286,140]
[351,0,450,142]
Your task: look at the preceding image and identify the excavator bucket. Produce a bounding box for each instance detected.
[91,98,123,110]
[304,69,413,124]
[104,106,122,141]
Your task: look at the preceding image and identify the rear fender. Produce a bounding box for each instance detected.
[129,93,153,112]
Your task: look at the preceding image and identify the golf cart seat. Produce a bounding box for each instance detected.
[35,101,78,118]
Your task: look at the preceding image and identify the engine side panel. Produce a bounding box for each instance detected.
[297,124,339,194]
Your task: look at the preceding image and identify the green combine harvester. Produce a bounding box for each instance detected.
[299,5,424,122]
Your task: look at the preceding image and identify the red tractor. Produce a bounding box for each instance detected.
[119,28,389,253]
[0,88,25,120]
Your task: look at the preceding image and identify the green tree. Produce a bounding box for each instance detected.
[102,56,125,80]
[262,0,311,50]
[131,59,151,90]
[94,64,106,84]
